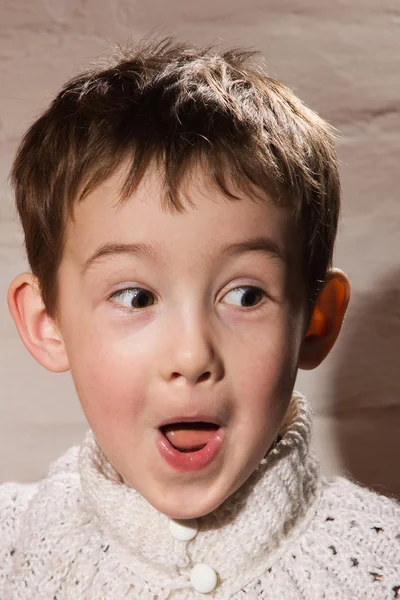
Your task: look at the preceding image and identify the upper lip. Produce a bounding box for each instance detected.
[158,415,224,428]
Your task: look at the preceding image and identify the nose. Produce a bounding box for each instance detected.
[159,312,224,386]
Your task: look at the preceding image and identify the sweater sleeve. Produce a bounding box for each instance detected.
[0,482,39,592]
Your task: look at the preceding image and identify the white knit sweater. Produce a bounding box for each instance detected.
[0,393,399,599]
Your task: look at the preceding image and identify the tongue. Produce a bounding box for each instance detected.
[163,423,219,451]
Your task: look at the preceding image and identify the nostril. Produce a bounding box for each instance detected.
[197,371,211,383]
[170,371,211,383]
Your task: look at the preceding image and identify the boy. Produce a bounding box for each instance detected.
[1,37,399,599]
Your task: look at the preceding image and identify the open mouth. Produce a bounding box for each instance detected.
[160,422,220,453]
[157,420,225,471]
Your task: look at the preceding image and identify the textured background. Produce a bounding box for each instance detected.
[0,0,399,498]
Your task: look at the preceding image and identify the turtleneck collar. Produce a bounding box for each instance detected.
[78,392,322,595]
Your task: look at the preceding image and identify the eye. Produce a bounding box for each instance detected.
[110,288,155,309]
[222,286,266,308]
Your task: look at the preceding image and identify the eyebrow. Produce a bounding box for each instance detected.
[81,242,159,274]
[80,235,286,275]
[213,235,286,264]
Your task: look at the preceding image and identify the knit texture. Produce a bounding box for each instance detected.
[0,392,399,599]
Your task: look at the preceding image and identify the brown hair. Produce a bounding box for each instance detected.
[11,36,340,318]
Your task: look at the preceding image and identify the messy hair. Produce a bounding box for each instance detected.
[11,36,340,318]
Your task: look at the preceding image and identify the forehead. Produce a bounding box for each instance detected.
[64,166,301,270]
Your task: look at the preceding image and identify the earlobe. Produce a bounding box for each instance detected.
[298,269,351,370]
[7,273,70,373]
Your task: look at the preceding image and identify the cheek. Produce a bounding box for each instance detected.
[66,327,149,427]
[234,317,301,386]
[229,313,304,429]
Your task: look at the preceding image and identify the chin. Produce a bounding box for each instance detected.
[160,503,218,520]
[149,487,227,520]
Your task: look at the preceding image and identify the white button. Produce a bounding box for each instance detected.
[190,563,218,594]
[169,518,199,541]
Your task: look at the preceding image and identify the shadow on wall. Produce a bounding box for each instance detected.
[332,270,400,500]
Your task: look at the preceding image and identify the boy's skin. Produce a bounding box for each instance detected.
[7,164,350,520]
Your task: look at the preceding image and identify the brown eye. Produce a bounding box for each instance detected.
[223,286,266,308]
[131,289,155,308]
[111,288,155,309]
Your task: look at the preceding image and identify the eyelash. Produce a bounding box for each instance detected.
[108,285,268,312]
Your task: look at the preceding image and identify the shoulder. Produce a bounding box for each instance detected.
[292,476,400,597]
[315,475,400,558]
[0,442,81,531]
[0,481,39,541]
[314,475,400,555]
[0,440,83,591]
[318,475,400,523]
[0,481,40,590]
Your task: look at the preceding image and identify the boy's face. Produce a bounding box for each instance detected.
[56,166,308,518]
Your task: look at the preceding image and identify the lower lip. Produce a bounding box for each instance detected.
[156,428,225,472]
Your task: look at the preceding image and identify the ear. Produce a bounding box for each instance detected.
[298,269,351,370]
[7,273,70,373]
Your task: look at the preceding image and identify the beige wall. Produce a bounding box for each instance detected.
[1,0,399,498]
